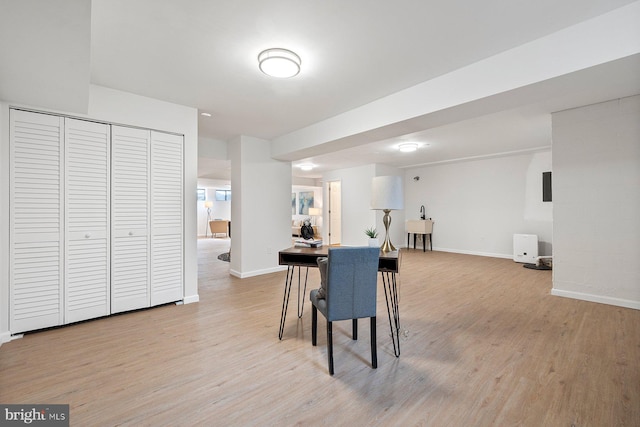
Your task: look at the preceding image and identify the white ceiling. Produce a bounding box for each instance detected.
[2,0,639,180]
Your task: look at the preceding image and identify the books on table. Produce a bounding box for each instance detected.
[294,238,323,248]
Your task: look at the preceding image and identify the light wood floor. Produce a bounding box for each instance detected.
[1,238,638,426]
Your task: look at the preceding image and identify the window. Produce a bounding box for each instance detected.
[197,188,206,201]
[215,190,231,201]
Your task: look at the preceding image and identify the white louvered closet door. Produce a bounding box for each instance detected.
[111,126,151,313]
[150,131,184,305]
[64,118,111,323]
[10,110,64,333]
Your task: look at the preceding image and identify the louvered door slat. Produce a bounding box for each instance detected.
[65,118,110,323]
[150,131,183,306]
[10,110,64,333]
[111,126,150,313]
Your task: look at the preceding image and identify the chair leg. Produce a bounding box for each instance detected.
[352,318,358,340]
[370,316,377,369]
[327,321,334,375]
[311,305,317,346]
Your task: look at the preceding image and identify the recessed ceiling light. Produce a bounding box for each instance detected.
[399,143,418,152]
[200,112,212,117]
[298,163,314,171]
[258,48,301,78]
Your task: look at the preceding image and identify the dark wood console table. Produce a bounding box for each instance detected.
[278,246,402,356]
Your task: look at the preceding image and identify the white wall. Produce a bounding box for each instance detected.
[405,150,553,258]
[0,0,91,114]
[0,85,199,342]
[197,179,231,236]
[323,165,375,246]
[198,136,228,160]
[229,136,291,278]
[322,164,405,247]
[552,95,640,309]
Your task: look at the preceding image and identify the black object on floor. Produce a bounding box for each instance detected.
[523,263,551,270]
[217,252,230,262]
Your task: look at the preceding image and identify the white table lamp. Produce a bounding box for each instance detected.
[308,207,321,225]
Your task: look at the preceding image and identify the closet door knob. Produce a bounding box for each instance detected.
[85,233,91,238]
[129,231,134,236]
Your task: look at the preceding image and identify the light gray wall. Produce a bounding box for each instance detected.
[405,150,553,258]
[552,95,640,309]
[198,137,228,160]
[229,135,291,278]
[323,164,377,246]
[323,164,405,247]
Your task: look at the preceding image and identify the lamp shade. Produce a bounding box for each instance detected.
[371,176,404,210]
[308,207,321,216]
[204,201,213,209]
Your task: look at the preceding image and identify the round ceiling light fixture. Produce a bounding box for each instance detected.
[298,163,314,171]
[258,48,301,78]
[399,143,419,153]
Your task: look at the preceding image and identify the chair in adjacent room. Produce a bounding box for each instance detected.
[208,219,229,238]
[309,246,380,375]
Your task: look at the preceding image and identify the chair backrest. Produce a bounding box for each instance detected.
[325,246,379,322]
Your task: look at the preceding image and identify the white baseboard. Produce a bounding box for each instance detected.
[0,331,12,347]
[182,294,200,304]
[429,246,512,260]
[551,288,640,310]
[230,265,287,279]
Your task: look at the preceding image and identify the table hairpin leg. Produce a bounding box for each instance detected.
[278,266,294,340]
[297,266,309,318]
[279,265,309,340]
[382,270,401,357]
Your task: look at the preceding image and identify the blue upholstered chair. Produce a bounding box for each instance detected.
[309,246,380,375]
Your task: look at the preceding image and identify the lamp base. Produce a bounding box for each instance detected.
[380,238,396,253]
[380,209,396,253]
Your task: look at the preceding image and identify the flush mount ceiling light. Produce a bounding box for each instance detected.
[258,48,301,78]
[398,143,419,153]
[298,163,314,171]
